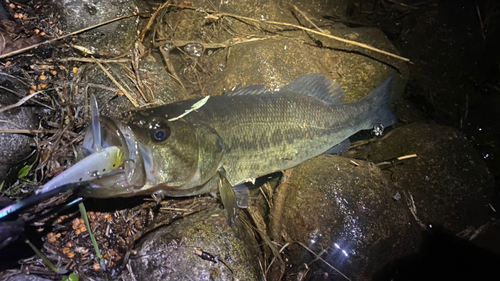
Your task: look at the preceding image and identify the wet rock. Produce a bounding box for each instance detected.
[79,56,187,120]
[0,85,39,185]
[294,0,351,19]
[270,155,420,281]
[157,0,407,102]
[373,225,500,281]
[200,31,406,103]
[130,205,260,281]
[358,123,494,235]
[51,0,138,56]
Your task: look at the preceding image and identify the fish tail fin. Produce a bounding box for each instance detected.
[363,72,397,129]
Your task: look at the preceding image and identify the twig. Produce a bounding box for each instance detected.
[62,134,84,148]
[0,119,22,128]
[223,12,410,62]
[259,183,272,208]
[349,129,396,149]
[489,203,496,213]
[296,242,351,281]
[376,153,417,169]
[476,0,486,40]
[270,241,350,280]
[403,190,428,231]
[460,93,469,128]
[160,207,190,212]
[266,241,290,277]
[397,154,417,160]
[257,257,268,281]
[126,263,138,281]
[54,57,131,63]
[158,35,278,50]
[131,42,152,103]
[154,19,186,91]
[158,46,186,90]
[0,90,44,113]
[0,129,58,134]
[128,67,146,101]
[269,169,293,247]
[0,13,138,60]
[293,5,329,34]
[0,72,30,86]
[140,1,172,42]
[122,64,155,105]
[235,217,284,279]
[469,221,490,241]
[172,5,411,62]
[385,0,421,9]
[91,56,140,108]
[0,85,53,109]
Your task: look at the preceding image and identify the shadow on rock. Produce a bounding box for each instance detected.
[373,225,500,281]
[358,123,494,235]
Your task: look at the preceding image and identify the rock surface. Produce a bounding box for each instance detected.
[79,58,187,120]
[358,123,494,235]
[270,155,420,280]
[130,205,260,281]
[0,80,39,185]
[51,0,138,56]
[155,0,408,103]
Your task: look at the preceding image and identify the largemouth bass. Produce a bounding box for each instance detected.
[79,72,396,200]
[1,73,396,223]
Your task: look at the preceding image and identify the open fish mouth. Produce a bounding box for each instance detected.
[39,97,152,198]
[78,116,149,197]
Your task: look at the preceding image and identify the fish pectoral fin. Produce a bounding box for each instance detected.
[323,138,351,155]
[218,168,238,226]
[232,185,250,209]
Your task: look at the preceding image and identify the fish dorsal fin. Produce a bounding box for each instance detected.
[280,74,345,105]
[226,84,273,96]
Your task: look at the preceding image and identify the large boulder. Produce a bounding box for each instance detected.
[270,155,420,280]
[131,205,261,281]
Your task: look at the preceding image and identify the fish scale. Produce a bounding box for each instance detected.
[191,91,370,186]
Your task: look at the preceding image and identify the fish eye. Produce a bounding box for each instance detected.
[150,126,171,142]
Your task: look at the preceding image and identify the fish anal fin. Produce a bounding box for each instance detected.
[232,185,250,209]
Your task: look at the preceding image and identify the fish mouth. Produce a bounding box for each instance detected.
[76,116,153,198]
[38,95,154,198]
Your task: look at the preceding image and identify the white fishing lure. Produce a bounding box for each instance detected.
[38,146,124,193]
[37,95,124,194]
